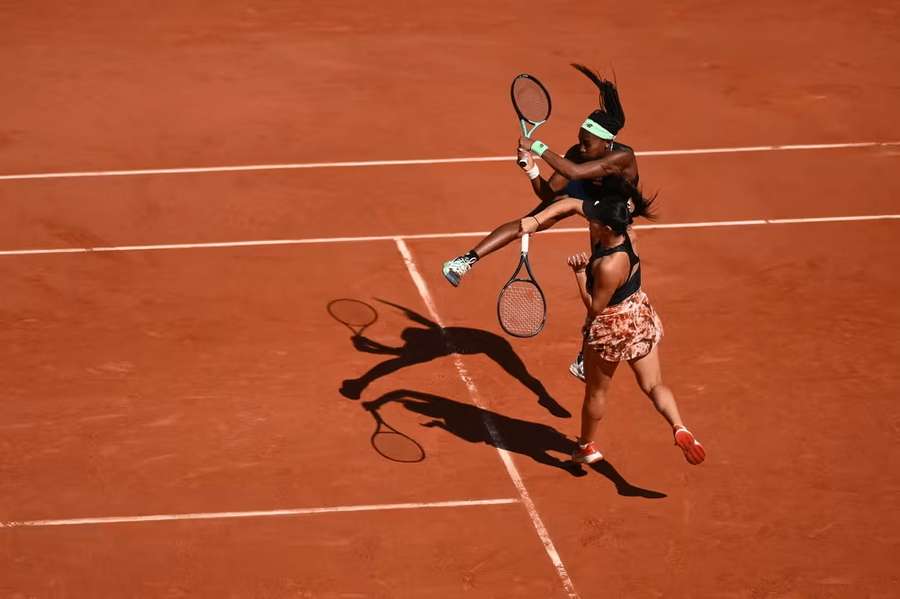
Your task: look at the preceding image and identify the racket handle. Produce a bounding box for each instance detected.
[518,118,531,166]
[517,148,530,168]
[521,233,530,253]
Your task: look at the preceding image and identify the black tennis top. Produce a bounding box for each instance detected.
[585,233,641,307]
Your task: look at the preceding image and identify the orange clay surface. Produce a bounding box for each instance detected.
[1,2,899,598]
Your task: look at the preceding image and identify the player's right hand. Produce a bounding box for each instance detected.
[519,216,539,236]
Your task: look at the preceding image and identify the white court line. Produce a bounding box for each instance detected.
[0,498,519,528]
[394,238,579,599]
[1,141,898,181]
[0,214,898,257]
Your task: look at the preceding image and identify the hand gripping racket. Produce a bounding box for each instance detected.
[511,73,552,166]
[497,234,547,337]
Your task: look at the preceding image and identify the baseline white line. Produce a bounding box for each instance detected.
[0,498,519,528]
[1,141,897,181]
[394,238,579,599]
[1,214,897,257]
[766,215,900,224]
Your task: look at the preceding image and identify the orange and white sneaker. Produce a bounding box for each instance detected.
[674,426,706,465]
[572,440,603,464]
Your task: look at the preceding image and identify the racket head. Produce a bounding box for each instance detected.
[368,409,425,463]
[497,278,547,338]
[327,298,378,335]
[510,74,552,124]
[371,429,426,463]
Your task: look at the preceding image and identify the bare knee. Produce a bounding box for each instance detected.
[587,387,607,404]
[584,386,607,413]
[636,374,663,397]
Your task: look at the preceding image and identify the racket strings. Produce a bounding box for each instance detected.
[327,299,377,329]
[512,78,551,123]
[371,430,425,463]
[498,281,546,337]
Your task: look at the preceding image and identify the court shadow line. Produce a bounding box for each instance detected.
[363,388,667,498]
[333,297,571,419]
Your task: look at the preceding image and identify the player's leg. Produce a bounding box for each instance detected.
[442,204,562,287]
[628,346,705,464]
[572,347,618,464]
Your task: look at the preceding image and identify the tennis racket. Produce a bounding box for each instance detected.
[511,73,552,166]
[366,405,425,463]
[497,233,547,337]
[327,298,378,337]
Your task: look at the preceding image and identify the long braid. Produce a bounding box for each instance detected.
[572,63,626,134]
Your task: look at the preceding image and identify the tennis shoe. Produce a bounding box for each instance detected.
[674,425,706,465]
[442,254,477,287]
[572,440,603,464]
[569,352,585,382]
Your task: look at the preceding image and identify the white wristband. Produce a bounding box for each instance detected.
[525,164,540,180]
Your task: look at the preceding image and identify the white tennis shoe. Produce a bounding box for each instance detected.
[442,255,477,287]
[569,352,585,382]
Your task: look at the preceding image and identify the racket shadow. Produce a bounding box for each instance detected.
[336,298,570,419]
[366,404,426,464]
[363,389,667,498]
[326,298,379,338]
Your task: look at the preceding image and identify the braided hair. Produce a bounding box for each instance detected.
[572,63,625,136]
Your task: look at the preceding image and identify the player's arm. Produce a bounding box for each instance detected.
[518,144,580,202]
[518,198,582,235]
[546,149,631,181]
[519,136,631,181]
[567,253,591,310]
[588,259,623,319]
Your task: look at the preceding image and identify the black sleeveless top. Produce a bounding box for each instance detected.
[585,233,641,307]
[564,142,639,213]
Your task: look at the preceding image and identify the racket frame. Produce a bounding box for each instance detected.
[368,406,425,463]
[326,298,378,337]
[496,233,548,338]
[511,73,552,166]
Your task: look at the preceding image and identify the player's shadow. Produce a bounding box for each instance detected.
[364,389,667,498]
[338,298,571,418]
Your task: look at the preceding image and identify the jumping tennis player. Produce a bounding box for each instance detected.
[442,64,639,288]
[521,191,706,466]
[443,64,640,378]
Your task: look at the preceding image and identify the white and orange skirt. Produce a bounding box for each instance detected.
[585,291,664,362]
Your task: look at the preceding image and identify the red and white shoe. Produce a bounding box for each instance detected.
[674,426,706,465]
[572,440,604,464]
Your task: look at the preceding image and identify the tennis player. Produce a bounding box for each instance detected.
[524,191,706,466]
[442,64,639,288]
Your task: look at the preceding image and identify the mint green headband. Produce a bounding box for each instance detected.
[581,118,616,141]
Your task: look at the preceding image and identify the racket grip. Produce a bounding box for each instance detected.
[517,148,531,168]
[521,233,530,253]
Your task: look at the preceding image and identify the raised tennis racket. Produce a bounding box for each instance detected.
[497,233,547,337]
[511,73,552,166]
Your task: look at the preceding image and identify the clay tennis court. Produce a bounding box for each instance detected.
[2,2,899,597]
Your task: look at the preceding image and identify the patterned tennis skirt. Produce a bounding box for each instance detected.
[585,291,664,362]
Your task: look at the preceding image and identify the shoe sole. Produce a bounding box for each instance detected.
[568,363,585,381]
[674,429,706,465]
[441,266,460,287]
[572,451,603,464]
